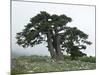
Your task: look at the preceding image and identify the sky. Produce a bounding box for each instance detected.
[12,1,95,57]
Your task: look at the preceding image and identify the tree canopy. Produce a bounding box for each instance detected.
[16,11,92,61]
[60,27,92,59]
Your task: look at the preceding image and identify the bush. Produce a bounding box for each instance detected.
[79,56,96,63]
[63,55,71,60]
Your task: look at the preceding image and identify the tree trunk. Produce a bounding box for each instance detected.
[52,29,64,61]
[47,30,56,61]
[55,35,64,61]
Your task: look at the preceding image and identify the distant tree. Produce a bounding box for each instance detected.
[16,11,72,61]
[60,27,92,59]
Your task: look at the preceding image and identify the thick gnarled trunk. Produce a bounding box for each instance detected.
[47,29,64,62]
[47,30,56,61]
[52,29,64,61]
[56,35,64,61]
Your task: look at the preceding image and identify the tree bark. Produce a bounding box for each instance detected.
[52,29,64,61]
[47,30,56,61]
[55,35,64,61]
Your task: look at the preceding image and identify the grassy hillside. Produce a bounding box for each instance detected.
[11,55,96,75]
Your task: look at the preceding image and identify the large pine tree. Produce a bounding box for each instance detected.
[16,11,91,61]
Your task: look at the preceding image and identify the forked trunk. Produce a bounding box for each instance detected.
[52,29,64,61]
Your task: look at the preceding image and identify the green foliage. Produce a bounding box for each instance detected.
[60,27,92,59]
[79,56,96,63]
[16,11,72,48]
[64,55,96,63]
[63,55,71,60]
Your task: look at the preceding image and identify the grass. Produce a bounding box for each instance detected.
[11,55,96,75]
[79,56,96,63]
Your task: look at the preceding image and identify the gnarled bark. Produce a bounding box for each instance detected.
[47,30,56,61]
[52,29,64,61]
[56,35,64,61]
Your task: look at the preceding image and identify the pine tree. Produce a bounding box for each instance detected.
[16,11,72,61]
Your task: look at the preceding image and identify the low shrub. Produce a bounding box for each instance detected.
[79,56,96,63]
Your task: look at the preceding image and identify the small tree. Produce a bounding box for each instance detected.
[60,27,92,59]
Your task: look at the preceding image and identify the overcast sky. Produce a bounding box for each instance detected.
[12,1,95,57]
